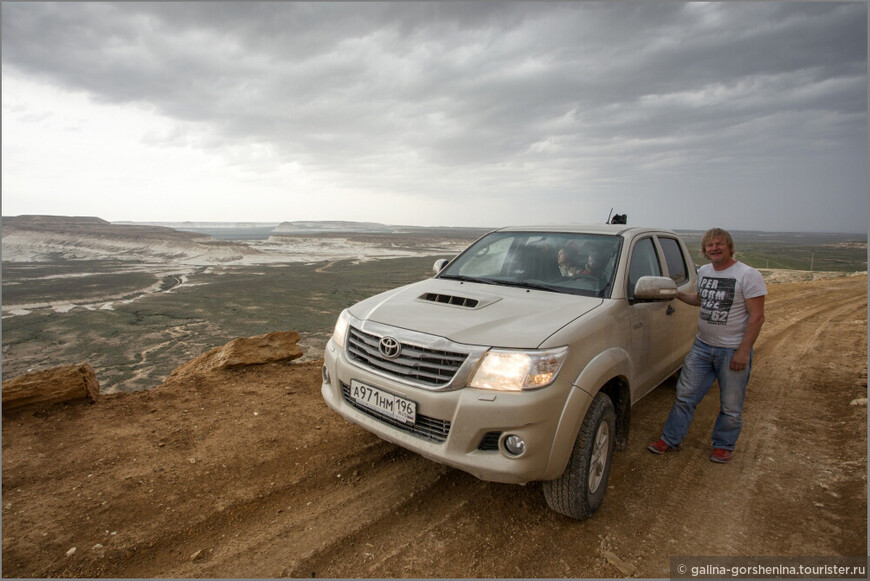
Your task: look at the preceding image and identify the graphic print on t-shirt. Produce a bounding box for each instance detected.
[699,276,736,325]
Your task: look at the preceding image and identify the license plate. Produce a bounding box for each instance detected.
[350,380,417,424]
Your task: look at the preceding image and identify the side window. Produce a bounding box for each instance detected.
[627,237,662,299]
[658,237,688,284]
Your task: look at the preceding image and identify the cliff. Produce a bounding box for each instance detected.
[1,215,263,264]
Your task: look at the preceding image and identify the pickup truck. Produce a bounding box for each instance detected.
[321,225,697,519]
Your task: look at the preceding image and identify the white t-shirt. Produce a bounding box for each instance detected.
[695,261,767,349]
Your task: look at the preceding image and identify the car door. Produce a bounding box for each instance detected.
[626,236,675,400]
[654,235,698,370]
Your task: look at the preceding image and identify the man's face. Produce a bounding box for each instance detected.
[705,236,731,264]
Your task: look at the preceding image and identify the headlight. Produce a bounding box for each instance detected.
[332,310,351,349]
[469,347,569,391]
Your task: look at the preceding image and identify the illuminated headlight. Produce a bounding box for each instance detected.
[469,347,569,391]
[332,310,351,349]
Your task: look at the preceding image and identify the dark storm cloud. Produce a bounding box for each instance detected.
[2,2,866,231]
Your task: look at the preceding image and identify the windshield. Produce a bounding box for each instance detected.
[439,232,621,297]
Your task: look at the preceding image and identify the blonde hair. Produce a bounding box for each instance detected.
[701,228,734,259]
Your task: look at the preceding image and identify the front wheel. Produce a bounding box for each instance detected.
[542,391,616,520]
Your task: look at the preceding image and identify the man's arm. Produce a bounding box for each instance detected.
[677,290,701,306]
[730,295,766,371]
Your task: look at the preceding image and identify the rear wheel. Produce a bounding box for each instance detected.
[542,391,616,520]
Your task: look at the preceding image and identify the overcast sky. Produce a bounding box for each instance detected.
[2,2,867,232]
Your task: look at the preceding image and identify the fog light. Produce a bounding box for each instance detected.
[503,434,526,457]
[322,365,330,384]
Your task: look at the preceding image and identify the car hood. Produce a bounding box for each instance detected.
[347,278,603,349]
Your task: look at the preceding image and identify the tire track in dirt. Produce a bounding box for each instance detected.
[216,450,447,579]
[752,279,866,365]
[281,468,471,578]
[285,470,604,578]
[77,440,450,578]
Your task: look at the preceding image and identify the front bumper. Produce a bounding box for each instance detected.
[321,337,591,484]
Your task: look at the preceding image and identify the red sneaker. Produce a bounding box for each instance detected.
[710,448,733,463]
[647,438,681,455]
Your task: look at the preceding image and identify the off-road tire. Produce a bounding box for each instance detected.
[542,391,616,520]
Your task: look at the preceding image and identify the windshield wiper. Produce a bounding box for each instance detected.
[494,279,564,293]
[438,274,498,285]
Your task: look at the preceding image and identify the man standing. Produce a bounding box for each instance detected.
[648,228,766,463]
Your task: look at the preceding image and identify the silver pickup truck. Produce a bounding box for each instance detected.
[322,225,697,519]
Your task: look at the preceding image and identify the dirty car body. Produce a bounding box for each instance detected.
[321,224,697,519]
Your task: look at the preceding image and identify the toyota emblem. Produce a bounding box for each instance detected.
[378,337,401,359]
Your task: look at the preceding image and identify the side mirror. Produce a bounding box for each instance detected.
[433,259,450,275]
[634,276,678,301]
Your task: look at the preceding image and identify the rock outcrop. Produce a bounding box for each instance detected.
[169,331,304,378]
[2,363,100,412]
[1,332,304,411]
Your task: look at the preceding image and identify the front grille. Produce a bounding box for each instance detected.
[341,382,451,443]
[346,326,468,387]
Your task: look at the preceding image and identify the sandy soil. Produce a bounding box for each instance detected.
[2,275,866,578]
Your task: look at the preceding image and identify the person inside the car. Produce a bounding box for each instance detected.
[579,248,606,277]
[558,242,584,277]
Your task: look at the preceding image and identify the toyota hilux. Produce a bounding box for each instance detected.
[321,224,697,519]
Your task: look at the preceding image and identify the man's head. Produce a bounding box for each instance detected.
[701,228,735,262]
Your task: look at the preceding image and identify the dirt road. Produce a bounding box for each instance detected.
[2,274,866,578]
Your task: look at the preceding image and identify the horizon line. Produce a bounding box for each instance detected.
[1,214,867,237]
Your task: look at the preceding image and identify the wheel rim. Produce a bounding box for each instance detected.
[588,421,610,494]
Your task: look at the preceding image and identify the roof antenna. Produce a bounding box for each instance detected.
[606,208,613,224]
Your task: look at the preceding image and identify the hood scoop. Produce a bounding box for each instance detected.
[417,291,501,310]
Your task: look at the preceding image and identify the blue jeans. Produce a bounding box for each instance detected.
[661,338,752,451]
